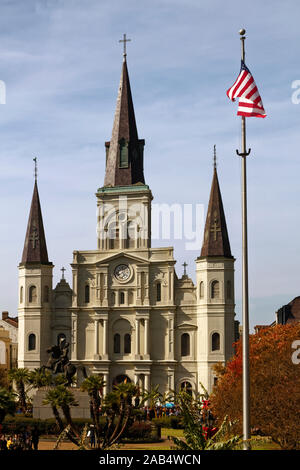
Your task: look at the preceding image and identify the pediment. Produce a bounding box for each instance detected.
[95,251,150,266]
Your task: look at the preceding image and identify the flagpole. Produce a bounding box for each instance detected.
[236,28,251,450]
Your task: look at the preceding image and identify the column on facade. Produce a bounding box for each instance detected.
[71,313,78,361]
[168,371,175,392]
[94,319,100,360]
[144,374,150,393]
[135,318,140,357]
[168,315,174,360]
[144,318,149,357]
[103,373,109,396]
[103,318,108,358]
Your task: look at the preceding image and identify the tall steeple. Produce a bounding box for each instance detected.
[104,51,145,187]
[200,160,232,258]
[21,167,50,265]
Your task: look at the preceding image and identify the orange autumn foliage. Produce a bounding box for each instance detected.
[210,323,300,449]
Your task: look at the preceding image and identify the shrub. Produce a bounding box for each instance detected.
[2,416,93,436]
[126,421,152,440]
[152,415,183,429]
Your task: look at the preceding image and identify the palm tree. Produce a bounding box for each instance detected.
[141,384,162,411]
[28,368,53,390]
[0,387,16,424]
[100,382,139,449]
[8,368,30,413]
[81,374,105,444]
[43,385,80,447]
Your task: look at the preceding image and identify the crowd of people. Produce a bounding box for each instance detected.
[141,404,181,420]
[0,426,40,451]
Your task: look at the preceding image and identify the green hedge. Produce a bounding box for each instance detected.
[2,416,93,436]
[152,416,183,429]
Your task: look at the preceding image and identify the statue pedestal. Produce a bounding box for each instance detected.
[32,387,91,420]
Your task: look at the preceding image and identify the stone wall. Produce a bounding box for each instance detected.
[32,387,90,419]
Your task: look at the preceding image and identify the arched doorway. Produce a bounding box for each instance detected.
[113,374,131,386]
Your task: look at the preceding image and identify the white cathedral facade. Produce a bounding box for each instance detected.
[18,55,236,396]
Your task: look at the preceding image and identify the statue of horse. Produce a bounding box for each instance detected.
[41,343,77,386]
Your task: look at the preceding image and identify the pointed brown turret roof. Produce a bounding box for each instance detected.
[200,168,232,258]
[104,58,145,186]
[21,181,50,265]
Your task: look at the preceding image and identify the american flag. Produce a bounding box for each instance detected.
[227,60,266,118]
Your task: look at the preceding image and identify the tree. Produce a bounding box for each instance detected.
[0,387,16,424]
[8,368,31,412]
[0,369,9,389]
[43,385,80,447]
[211,323,300,450]
[101,382,139,449]
[28,368,53,389]
[80,374,105,444]
[140,385,162,409]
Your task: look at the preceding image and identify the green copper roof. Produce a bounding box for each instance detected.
[97,184,150,194]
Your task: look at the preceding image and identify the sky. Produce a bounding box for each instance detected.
[1,0,300,331]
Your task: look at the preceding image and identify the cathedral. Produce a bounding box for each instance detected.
[17,52,236,396]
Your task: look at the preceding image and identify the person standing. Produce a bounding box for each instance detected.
[31,426,40,451]
[0,435,8,451]
[88,425,96,448]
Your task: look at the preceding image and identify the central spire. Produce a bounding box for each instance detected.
[104,48,145,187]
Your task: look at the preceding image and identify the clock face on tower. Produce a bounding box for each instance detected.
[114,264,131,282]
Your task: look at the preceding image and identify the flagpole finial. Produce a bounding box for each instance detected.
[239,28,246,36]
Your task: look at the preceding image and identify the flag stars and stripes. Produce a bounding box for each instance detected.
[227,61,266,118]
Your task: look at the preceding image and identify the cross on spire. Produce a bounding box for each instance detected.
[210,216,221,241]
[29,227,39,249]
[119,33,131,60]
[213,145,217,170]
[61,266,66,280]
[182,261,188,276]
[33,157,38,182]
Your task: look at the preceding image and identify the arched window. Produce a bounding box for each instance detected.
[44,285,49,303]
[128,291,134,305]
[181,333,190,357]
[120,292,125,305]
[199,281,204,299]
[156,282,161,302]
[124,334,131,354]
[57,333,66,345]
[114,334,121,354]
[28,333,36,351]
[126,221,136,249]
[85,285,90,303]
[212,332,220,351]
[20,286,23,304]
[211,280,220,299]
[29,286,37,303]
[180,381,192,396]
[109,222,119,249]
[226,280,232,300]
[111,291,116,305]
